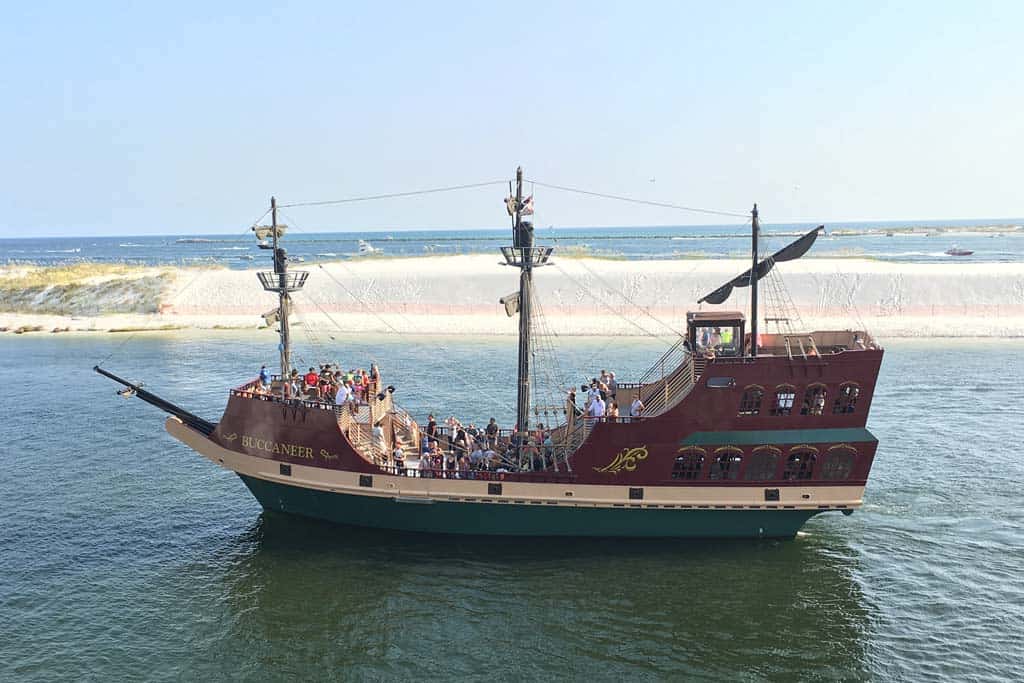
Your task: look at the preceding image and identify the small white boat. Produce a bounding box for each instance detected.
[945,246,974,256]
[358,239,380,255]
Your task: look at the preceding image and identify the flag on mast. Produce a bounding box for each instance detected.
[520,195,534,216]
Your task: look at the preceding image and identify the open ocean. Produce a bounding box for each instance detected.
[2,219,1024,269]
[1,332,1022,680]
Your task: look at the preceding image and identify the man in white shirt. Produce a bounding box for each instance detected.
[588,396,606,418]
[335,381,351,405]
[630,397,645,419]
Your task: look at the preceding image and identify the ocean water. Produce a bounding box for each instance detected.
[2,219,1024,269]
[1,333,1022,680]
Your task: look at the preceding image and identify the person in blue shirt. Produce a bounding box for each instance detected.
[259,365,271,387]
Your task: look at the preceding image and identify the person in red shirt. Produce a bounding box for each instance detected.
[303,367,319,391]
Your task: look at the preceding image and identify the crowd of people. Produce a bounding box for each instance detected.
[250,362,383,405]
[248,362,650,474]
[566,368,645,420]
[397,414,566,477]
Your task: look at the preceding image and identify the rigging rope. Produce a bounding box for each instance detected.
[550,261,674,342]
[278,180,507,209]
[530,180,750,219]
[94,211,270,369]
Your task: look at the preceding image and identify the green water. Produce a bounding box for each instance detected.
[1,334,1021,680]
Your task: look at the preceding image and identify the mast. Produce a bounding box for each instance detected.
[750,203,759,358]
[514,167,532,435]
[256,197,307,380]
[271,197,292,377]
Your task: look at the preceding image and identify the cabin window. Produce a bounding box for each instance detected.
[799,384,828,416]
[820,447,857,480]
[783,448,818,480]
[770,386,797,416]
[695,324,742,357]
[709,448,743,480]
[832,383,860,414]
[743,446,781,481]
[738,385,765,416]
[706,377,735,389]
[672,447,706,480]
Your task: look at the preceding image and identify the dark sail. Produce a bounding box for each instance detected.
[698,226,823,305]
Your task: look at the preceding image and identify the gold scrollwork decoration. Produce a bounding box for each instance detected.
[593,446,649,474]
[223,433,238,442]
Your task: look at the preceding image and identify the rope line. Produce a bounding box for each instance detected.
[551,261,675,342]
[530,180,750,219]
[278,180,507,209]
[95,213,267,369]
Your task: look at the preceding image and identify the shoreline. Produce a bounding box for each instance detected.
[4,255,1024,338]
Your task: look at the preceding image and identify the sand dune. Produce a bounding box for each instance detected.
[2,256,1024,337]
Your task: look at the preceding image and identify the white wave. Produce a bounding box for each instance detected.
[119,243,145,247]
[215,247,249,251]
[44,248,81,253]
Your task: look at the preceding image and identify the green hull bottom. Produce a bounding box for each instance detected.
[239,475,823,539]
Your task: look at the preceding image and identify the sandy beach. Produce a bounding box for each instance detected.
[3,256,1024,338]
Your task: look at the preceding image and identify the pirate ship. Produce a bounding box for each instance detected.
[96,168,883,538]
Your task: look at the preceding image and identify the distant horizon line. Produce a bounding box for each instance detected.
[1,216,1022,240]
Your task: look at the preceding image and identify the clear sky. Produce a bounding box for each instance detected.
[2,1,1021,237]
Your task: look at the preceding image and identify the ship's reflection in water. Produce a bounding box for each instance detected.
[210,512,871,679]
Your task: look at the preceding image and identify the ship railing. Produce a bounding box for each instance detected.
[378,465,577,483]
[230,385,342,411]
[636,335,690,387]
[615,336,696,416]
[345,422,389,466]
[550,416,596,465]
[616,354,696,418]
[641,357,695,416]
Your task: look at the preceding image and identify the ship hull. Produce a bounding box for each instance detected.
[238,473,821,538]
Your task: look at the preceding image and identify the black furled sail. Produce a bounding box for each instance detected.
[698,226,824,305]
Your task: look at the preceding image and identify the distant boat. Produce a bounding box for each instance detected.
[238,254,255,261]
[257,239,273,250]
[945,246,974,256]
[176,238,214,243]
[358,239,380,255]
[885,231,894,237]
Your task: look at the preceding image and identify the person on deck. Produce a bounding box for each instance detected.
[607,402,619,419]
[710,327,723,349]
[485,418,498,447]
[608,372,618,399]
[471,444,487,471]
[369,363,380,394]
[335,380,351,406]
[304,367,319,391]
[419,451,433,478]
[393,444,405,473]
[588,396,606,419]
[259,365,271,387]
[630,397,645,420]
[426,414,438,444]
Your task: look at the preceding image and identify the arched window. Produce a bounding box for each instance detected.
[799,384,828,416]
[770,385,797,416]
[783,447,818,480]
[820,446,857,480]
[832,383,861,414]
[743,446,781,481]
[708,447,743,480]
[672,447,706,480]
[738,385,765,416]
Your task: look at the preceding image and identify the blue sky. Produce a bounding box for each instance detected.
[2,1,1021,236]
